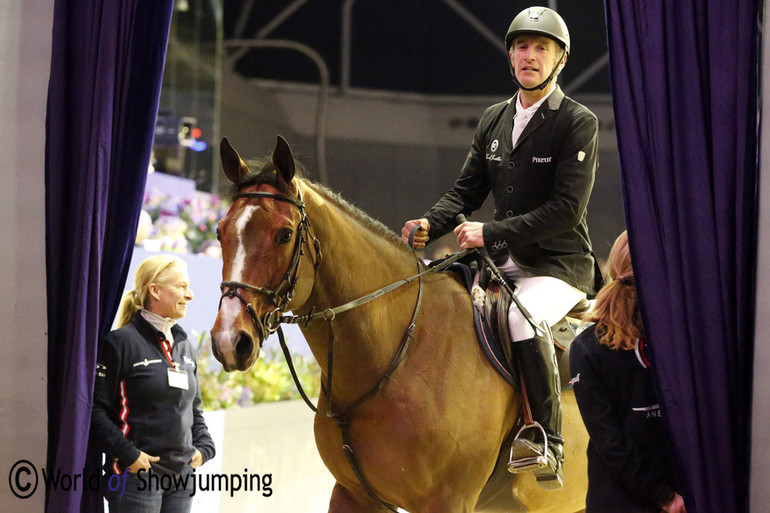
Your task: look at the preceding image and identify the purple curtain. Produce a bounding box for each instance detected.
[604,1,759,512]
[45,1,174,512]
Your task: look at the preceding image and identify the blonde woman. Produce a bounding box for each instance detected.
[569,231,686,513]
[91,254,215,512]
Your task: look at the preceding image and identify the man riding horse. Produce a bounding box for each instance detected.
[402,6,602,490]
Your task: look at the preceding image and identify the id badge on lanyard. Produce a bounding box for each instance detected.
[161,337,189,390]
[167,366,189,390]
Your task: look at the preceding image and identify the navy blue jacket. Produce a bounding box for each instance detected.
[91,312,215,475]
[570,325,680,512]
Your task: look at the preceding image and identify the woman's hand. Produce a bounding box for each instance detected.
[662,493,687,513]
[127,451,159,473]
[190,449,204,469]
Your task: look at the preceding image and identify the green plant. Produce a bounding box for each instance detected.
[194,330,321,410]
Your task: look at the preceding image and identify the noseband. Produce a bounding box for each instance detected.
[219,186,320,344]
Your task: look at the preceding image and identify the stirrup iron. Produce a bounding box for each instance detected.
[507,422,549,473]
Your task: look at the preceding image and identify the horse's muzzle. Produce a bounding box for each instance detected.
[211,295,266,371]
[210,328,261,372]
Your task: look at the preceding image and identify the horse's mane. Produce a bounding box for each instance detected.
[231,156,413,256]
[302,179,409,248]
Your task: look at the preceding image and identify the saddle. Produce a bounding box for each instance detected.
[444,261,588,390]
[485,270,590,385]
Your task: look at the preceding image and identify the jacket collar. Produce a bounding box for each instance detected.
[512,84,564,151]
[544,84,565,110]
[131,310,187,344]
[511,83,564,112]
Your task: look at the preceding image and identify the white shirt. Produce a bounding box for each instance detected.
[512,87,556,148]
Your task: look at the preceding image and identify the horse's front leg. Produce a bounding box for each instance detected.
[328,483,392,513]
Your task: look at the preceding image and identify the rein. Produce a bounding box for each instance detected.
[218,185,468,511]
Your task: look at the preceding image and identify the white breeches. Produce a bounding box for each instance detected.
[498,257,586,341]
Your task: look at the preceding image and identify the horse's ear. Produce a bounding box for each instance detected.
[272,135,296,183]
[220,137,249,184]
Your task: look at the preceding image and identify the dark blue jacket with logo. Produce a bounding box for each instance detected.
[423,85,601,294]
[90,311,215,475]
[570,324,681,512]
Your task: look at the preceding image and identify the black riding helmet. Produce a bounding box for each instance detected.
[505,6,570,91]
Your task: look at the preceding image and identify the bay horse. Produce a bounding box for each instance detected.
[210,136,589,513]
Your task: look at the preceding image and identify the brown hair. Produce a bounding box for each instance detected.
[115,255,187,328]
[585,231,642,350]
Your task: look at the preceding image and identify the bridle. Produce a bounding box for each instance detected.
[218,185,321,345]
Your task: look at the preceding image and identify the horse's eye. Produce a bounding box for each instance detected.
[275,228,293,244]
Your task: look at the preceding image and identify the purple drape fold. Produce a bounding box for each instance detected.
[45,1,174,512]
[603,1,759,512]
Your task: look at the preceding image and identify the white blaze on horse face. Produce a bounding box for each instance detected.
[230,204,259,282]
[218,204,260,345]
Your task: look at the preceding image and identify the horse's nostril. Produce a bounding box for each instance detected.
[234,331,255,361]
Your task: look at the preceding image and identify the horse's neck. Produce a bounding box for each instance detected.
[298,182,421,399]
[301,182,417,306]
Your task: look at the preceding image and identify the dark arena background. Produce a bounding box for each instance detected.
[161,0,624,262]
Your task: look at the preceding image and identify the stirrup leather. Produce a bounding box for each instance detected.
[507,422,550,473]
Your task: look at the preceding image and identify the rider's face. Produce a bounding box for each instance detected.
[510,35,564,90]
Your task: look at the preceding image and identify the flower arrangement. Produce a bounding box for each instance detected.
[178,193,226,255]
[140,187,229,256]
[194,331,321,410]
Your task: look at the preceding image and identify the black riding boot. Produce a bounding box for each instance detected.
[506,334,564,491]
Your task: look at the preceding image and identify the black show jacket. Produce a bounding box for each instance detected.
[424,85,602,294]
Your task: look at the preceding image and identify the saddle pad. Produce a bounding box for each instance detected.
[448,263,519,389]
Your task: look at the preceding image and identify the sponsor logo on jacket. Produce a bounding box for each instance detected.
[532,156,552,163]
[486,139,502,162]
[132,358,163,368]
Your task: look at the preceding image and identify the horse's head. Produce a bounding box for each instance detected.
[210,136,319,371]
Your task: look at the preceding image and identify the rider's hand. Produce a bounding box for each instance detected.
[127,451,159,474]
[401,219,430,248]
[454,221,485,249]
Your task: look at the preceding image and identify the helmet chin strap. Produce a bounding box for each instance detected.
[514,47,567,92]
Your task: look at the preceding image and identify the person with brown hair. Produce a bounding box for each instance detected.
[570,231,687,513]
